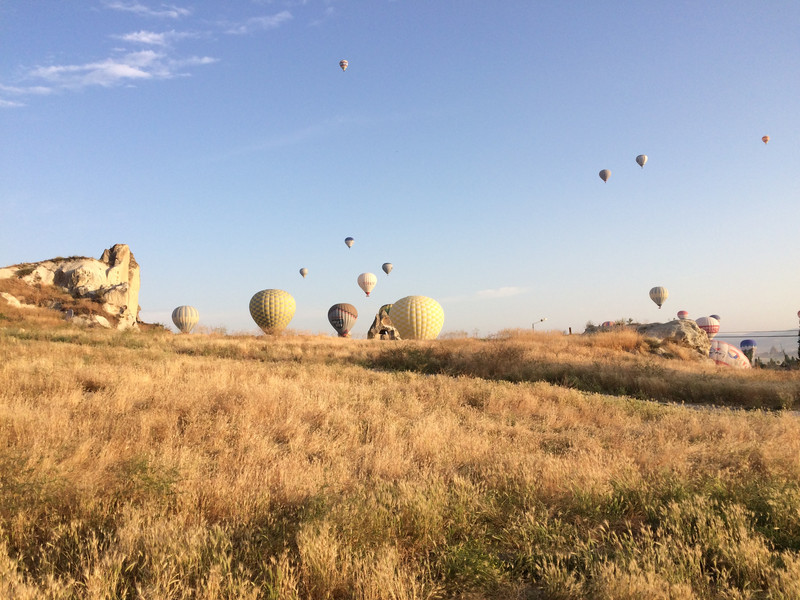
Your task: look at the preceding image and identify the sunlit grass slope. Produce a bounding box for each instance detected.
[2,308,800,598]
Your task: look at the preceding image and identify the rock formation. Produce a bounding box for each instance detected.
[584,319,711,357]
[0,243,141,329]
[367,305,401,340]
[636,320,711,356]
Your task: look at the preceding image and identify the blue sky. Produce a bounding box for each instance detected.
[2,1,799,337]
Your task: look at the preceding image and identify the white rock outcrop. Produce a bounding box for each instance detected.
[0,244,141,329]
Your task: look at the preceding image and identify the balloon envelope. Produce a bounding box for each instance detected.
[696,316,720,339]
[636,154,647,168]
[344,237,354,248]
[677,310,689,320]
[339,59,348,72]
[299,268,308,278]
[382,262,393,275]
[740,339,757,351]
[390,295,444,340]
[249,289,296,334]
[710,314,721,321]
[599,169,611,182]
[357,272,377,296]
[172,305,199,334]
[762,135,769,144]
[328,303,358,337]
[649,286,668,308]
[710,340,751,369]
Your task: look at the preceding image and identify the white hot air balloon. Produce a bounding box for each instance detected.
[599,169,611,182]
[357,272,377,296]
[636,154,648,168]
[382,262,393,275]
[299,268,308,278]
[172,305,199,334]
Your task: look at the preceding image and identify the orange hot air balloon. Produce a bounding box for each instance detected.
[762,135,769,144]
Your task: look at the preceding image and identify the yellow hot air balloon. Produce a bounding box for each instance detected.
[599,169,611,182]
[390,295,444,340]
[649,286,668,309]
[339,59,348,72]
[172,305,199,334]
[762,135,769,144]
[249,289,296,334]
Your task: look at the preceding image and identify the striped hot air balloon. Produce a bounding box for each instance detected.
[357,272,377,296]
[390,295,444,340]
[649,286,668,309]
[677,310,689,320]
[696,316,720,339]
[328,303,358,337]
[172,305,199,334]
[249,289,296,334]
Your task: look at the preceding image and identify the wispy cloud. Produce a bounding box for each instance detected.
[225,11,292,34]
[27,50,216,89]
[104,1,191,19]
[113,29,196,46]
[310,6,334,26]
[476,287,526,299]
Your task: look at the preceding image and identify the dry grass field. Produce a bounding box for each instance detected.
[3,298,800,598]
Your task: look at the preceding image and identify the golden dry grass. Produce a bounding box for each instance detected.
[2,309,800,598]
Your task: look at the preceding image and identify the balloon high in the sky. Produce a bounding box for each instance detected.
[299,268,308,278]
[249,289,296,334]
[677,310,689,320]
[696,316,720,339]
[762,135,769,144]
[599,169,611,182]
[649,286,668,309]
[636,155,648,168]
[382,262,393,275]
[339,59,348,72]
[328,303,358,337]
[357,272,377,296]
[710,340,751,369]
[390,295,444,340]
[172,305,199,334]
[344,237,354,248]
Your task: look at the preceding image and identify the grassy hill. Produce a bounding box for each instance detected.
[2,291,800,598]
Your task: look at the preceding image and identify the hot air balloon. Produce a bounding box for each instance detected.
[740,339,757,364]
[636,154,647,168]
[710,314,721,321]
[601,321,614,328]
[357,272,377,296]
[249,289,296,335]
[339,59,348,72]
[710,340,751,369]
[344,237,354,248]
[677,310,689,320]
[172,305,199,334]
[649,286,668,309]
[299,268,308,278]
[762,135,769,144]
[696,316,720,339]
[382,262,393,275]
[599,169,611,182]
[328,303,358,337]
[390,295,444,340]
